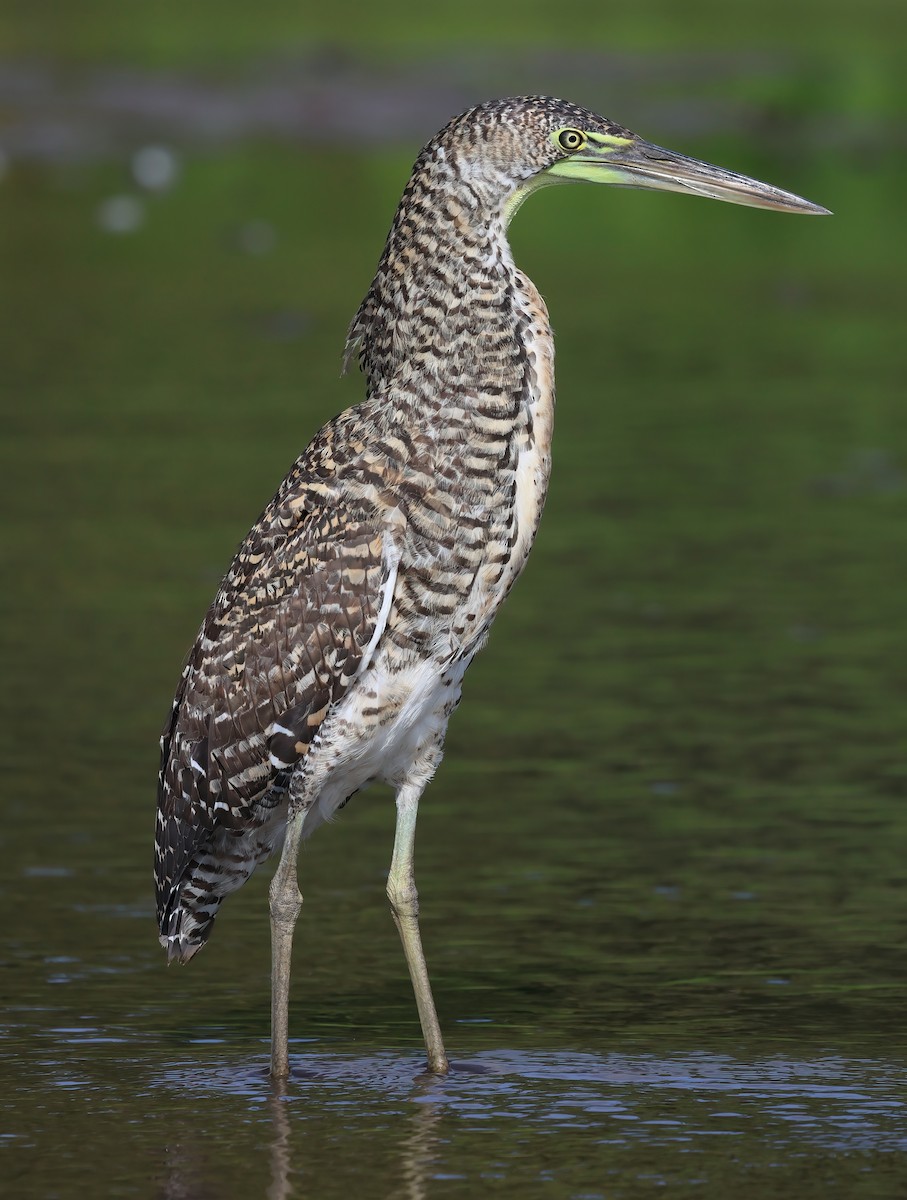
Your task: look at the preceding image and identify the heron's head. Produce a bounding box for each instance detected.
[428,96,829,223]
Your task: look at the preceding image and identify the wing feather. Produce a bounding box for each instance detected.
[154,476,394,952]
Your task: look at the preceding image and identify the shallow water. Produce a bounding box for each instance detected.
[2,44,907,1198]
[9,1035,907,1196]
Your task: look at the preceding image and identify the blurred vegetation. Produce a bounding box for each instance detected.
[3,0,907,64]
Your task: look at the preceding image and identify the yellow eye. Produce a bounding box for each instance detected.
[556,128,586,152]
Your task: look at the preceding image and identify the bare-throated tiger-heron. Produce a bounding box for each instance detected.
[155,96,829,1078]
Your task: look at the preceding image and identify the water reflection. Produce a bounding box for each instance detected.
[267,1089,293,1200]
[399,1097,440,1200]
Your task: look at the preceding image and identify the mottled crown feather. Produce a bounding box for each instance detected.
[422,95,632,181]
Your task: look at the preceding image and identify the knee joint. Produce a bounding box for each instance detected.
[269,888,302,925]
[387,879,419,919]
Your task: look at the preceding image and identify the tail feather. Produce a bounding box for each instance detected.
[160,907,216,964]
[155,807,288,963]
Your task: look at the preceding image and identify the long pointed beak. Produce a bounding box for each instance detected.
[547,136,831,215]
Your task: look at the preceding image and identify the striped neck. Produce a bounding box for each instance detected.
[346,147,538,403]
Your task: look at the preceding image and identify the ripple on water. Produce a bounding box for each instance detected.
[156,1048,907,1153]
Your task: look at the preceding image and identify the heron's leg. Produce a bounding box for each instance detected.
[387,781,450,1075]
[269,808,307,1080]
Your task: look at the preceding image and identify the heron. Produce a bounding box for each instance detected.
[155,96,828,1079]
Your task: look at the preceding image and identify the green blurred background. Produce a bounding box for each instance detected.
[2,1,907,1196]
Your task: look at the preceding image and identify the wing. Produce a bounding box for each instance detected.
[154,472,398,954]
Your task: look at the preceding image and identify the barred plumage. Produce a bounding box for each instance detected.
[154,95,828,1076]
